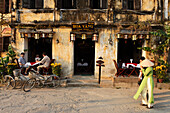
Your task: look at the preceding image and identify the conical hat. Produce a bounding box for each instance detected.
[140,59,154,67]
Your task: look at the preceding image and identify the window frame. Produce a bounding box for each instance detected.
[22,0,44,9]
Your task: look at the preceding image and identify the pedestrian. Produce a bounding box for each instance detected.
[133,59,154,109]
[138,57,145,85]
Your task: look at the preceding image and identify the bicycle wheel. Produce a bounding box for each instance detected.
[23,78,36,92]
[4,75,15,89]
[53,76,61,88]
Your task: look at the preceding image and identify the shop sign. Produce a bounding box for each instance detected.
[72,22,94,32]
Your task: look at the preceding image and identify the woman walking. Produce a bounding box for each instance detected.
[134,59,154,109]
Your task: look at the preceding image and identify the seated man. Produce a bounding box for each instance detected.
[18,52,26,74]
[37,52,50,74]
[18,52,26,68]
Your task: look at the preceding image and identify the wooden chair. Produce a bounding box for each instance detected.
[42,59,55,75]
[113,60,127,77]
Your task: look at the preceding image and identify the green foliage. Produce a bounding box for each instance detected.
[6,44,16,62]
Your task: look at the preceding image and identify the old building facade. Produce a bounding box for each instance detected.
[0,0,169,78]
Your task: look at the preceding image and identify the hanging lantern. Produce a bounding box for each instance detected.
[146,35,150,40]
[82,34,86,40]
[92,34,98,41]
[70,33,76,41]
[139,35,143,39]
[42,33,45,38]
[20,33,24,38]
[132,35,137,41]
[49,33,53,38]
[124,35,128,39]
[28,33,31,38]
[24,33,28,38]
[117,34,120,38]
[35,34,39,39]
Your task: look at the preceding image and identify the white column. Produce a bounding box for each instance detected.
[24,38,28,61]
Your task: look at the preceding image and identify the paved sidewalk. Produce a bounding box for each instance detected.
[0,87,169,113]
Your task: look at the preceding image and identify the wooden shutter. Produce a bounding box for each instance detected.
[0,0,5,13]
[102,0,107,9]
[135,0,141,10]
[3,37,10,51]
[57,0,62,9]
[22,0,31,8]
[35,0,43,9]
[0,37,3,52]
[122,0,127,9]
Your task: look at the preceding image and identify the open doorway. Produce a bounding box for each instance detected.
[28,38,52,62]
[118,38,143,63]
[74,38,95,75]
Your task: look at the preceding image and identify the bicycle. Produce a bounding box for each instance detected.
[23,68,61,92]
[2,69,28,89]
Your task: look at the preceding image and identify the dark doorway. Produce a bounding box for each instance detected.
[74,38,95,75]
[118,38,143,63]
[28,38,52,62]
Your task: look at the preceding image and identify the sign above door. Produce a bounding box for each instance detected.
[72,22,94,32]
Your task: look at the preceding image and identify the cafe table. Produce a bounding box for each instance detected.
[122,63,139,77]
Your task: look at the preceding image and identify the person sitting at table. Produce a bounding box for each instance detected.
[36,52,50,74]
[35,54,41,63]
[18,52,27,74]
[18,52,26,68]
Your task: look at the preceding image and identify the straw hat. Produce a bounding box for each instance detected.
[140,59,154,67]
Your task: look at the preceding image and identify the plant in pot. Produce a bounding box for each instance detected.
[154,65,167,83]
[51,63,62,77]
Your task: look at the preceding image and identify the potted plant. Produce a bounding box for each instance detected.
[7,63,17,76]
[154,65,167,83]
[51,63,62,77]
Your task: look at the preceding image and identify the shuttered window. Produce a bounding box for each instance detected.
[57,0,76,9]
[122,0,141,10]
[0,37,10,52]
[22,0,43,9]
[0,37,3,52]
[91,0,107,9]
[0,0,11,13]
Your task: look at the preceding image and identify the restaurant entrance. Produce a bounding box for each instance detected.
[74,38,95,75]
[118,38,143,63]
[28,38,52,62]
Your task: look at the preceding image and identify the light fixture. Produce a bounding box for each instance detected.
[21,33,24,38]
[42,33,45,38]
[49,33,53,38]
[56,39,59,44]
[139,35,143,39]
[146,35,150,40]
[70,33,76,41]
[124,35,128,39]
[24,33,28,38]
[35,34,39,39]
[117,34,120,38]
[28,33,31,38]
[92,34,98,41]
[82,34,86,40]
[132,35,137,41]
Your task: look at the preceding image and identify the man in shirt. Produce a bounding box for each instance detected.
[18,52,26,68]
[37,52,50,74]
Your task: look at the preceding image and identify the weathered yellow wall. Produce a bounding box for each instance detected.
[44,0,54,8]
[95,29,117,78]
[20,12,54,23]
[52,28,74,77]
[142,0,155,11]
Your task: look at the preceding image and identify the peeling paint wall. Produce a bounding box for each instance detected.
[52,28,74,77]
[95,29,117,78]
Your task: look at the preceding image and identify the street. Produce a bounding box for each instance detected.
[0,87,169,113]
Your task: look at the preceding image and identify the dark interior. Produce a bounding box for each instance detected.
[28,38,52,62]
[118,38,143,63]
[74,37,95,75]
